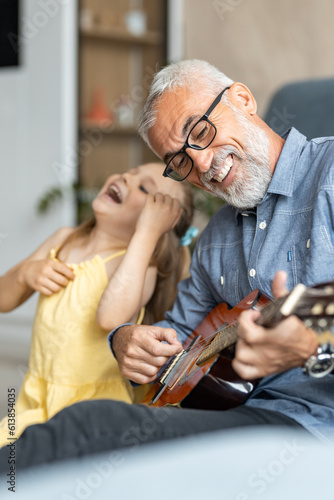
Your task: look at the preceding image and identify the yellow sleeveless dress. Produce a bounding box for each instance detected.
[0,248,145,447]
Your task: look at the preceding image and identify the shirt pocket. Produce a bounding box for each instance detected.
[304,224,334,285]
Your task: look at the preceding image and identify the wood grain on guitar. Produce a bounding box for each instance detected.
[142,282,334,410]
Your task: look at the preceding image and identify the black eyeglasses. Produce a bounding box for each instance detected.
[162,86,230,181]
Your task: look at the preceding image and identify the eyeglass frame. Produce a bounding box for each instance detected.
[162,86,231,181]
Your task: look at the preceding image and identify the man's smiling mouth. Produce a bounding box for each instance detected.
[211,154,233,183]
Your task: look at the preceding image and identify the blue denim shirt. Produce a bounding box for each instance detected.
[108,128,334,442]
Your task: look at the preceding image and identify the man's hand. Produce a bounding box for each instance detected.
[232,271,319,379]
[113,324,183,384]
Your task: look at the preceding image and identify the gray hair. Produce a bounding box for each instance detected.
[138,59,234,146]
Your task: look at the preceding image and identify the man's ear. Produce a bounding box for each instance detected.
[228,82,257,116]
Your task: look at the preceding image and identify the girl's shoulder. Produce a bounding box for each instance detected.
[28,226,75,261]
[52,226,75,245]
[47,226,75,253]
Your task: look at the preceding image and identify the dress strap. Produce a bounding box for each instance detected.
[136,306,145,325]
[102,249,126,263]
[49,247,61,260]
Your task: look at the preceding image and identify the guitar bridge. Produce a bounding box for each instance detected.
[160,350,186,385]
[149,336,201,404]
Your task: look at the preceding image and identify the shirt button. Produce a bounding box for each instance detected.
[259,221,267,230]
[249,269,256,277]
[220,276,224,286]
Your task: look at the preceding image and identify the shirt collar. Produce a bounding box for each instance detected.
[234,127,307,224]
[267,127,307,197]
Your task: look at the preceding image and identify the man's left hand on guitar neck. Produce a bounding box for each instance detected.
[232,271,319,380]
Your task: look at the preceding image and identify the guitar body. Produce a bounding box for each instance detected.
[142,290,269,410]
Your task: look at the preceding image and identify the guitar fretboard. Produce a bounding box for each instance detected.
[196,295,287,365]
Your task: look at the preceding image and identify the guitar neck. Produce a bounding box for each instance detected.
[196,295,288,365]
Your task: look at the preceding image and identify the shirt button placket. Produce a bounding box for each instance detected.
[249,219,267,286]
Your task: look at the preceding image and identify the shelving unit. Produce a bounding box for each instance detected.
[78,0,167,195]
[80,25,164,45]
[80,119,138,136]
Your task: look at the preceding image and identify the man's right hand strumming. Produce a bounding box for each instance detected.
[113,325,183,384]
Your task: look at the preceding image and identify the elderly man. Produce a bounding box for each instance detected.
[1,60,333,470]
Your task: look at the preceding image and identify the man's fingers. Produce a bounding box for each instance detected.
[238,309,264,343]
[153,328,183,349]
[235,338,264,365]
[114,325,183,383]
[123,358,160,377]
[271,270,288,299]
[121,355,170,384]
[122,367,160,385]
[232,358,261,380]
[144,338,181,358]
[125,344,171,369]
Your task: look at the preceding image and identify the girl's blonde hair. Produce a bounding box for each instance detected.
[57,181,195,325]
[144,181,194,324]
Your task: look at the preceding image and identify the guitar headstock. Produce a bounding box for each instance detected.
[281,282,334,317]
[283,282,334,346]
[258,282,334,345]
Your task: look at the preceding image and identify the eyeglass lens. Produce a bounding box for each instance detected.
[167,120,216,180]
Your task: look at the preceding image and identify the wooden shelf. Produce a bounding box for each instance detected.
[80,120,139,136]
[78,0,167,194]
[80,25,163,46]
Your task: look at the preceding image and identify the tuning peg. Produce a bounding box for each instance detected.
[326,304,334,315]
[318,318,328,328]
[311,303,324,315]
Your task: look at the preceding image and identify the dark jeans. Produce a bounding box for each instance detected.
[0,399,303,472]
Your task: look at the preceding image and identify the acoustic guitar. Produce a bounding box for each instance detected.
[142,282,334,410]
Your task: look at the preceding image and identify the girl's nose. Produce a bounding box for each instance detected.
[188,147,213,173]
[122,172,131,185]
[122,167,138,185]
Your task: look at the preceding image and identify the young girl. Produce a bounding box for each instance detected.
[0,163,195,446]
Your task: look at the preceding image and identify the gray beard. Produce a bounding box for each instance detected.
[200,106,272,210]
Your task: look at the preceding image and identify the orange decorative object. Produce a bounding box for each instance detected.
[85,88,113,125]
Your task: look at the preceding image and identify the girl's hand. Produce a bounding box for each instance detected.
[136,193,182,240]
[23,259,75,296]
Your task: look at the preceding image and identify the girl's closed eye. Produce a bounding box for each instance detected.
[139,185,149,194]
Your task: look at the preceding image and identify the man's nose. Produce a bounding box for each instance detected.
[188,147,213,173]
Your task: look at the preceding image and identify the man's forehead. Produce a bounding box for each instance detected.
[148,86,203,157]
[155,86,197,114]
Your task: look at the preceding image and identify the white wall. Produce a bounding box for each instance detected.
[183,0,334,116]
[0,0,78,364]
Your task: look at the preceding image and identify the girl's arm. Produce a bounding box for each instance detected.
[96,193,182,330]
[0,227,75,312]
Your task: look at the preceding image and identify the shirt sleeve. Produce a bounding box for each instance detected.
[107,323,133,358]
